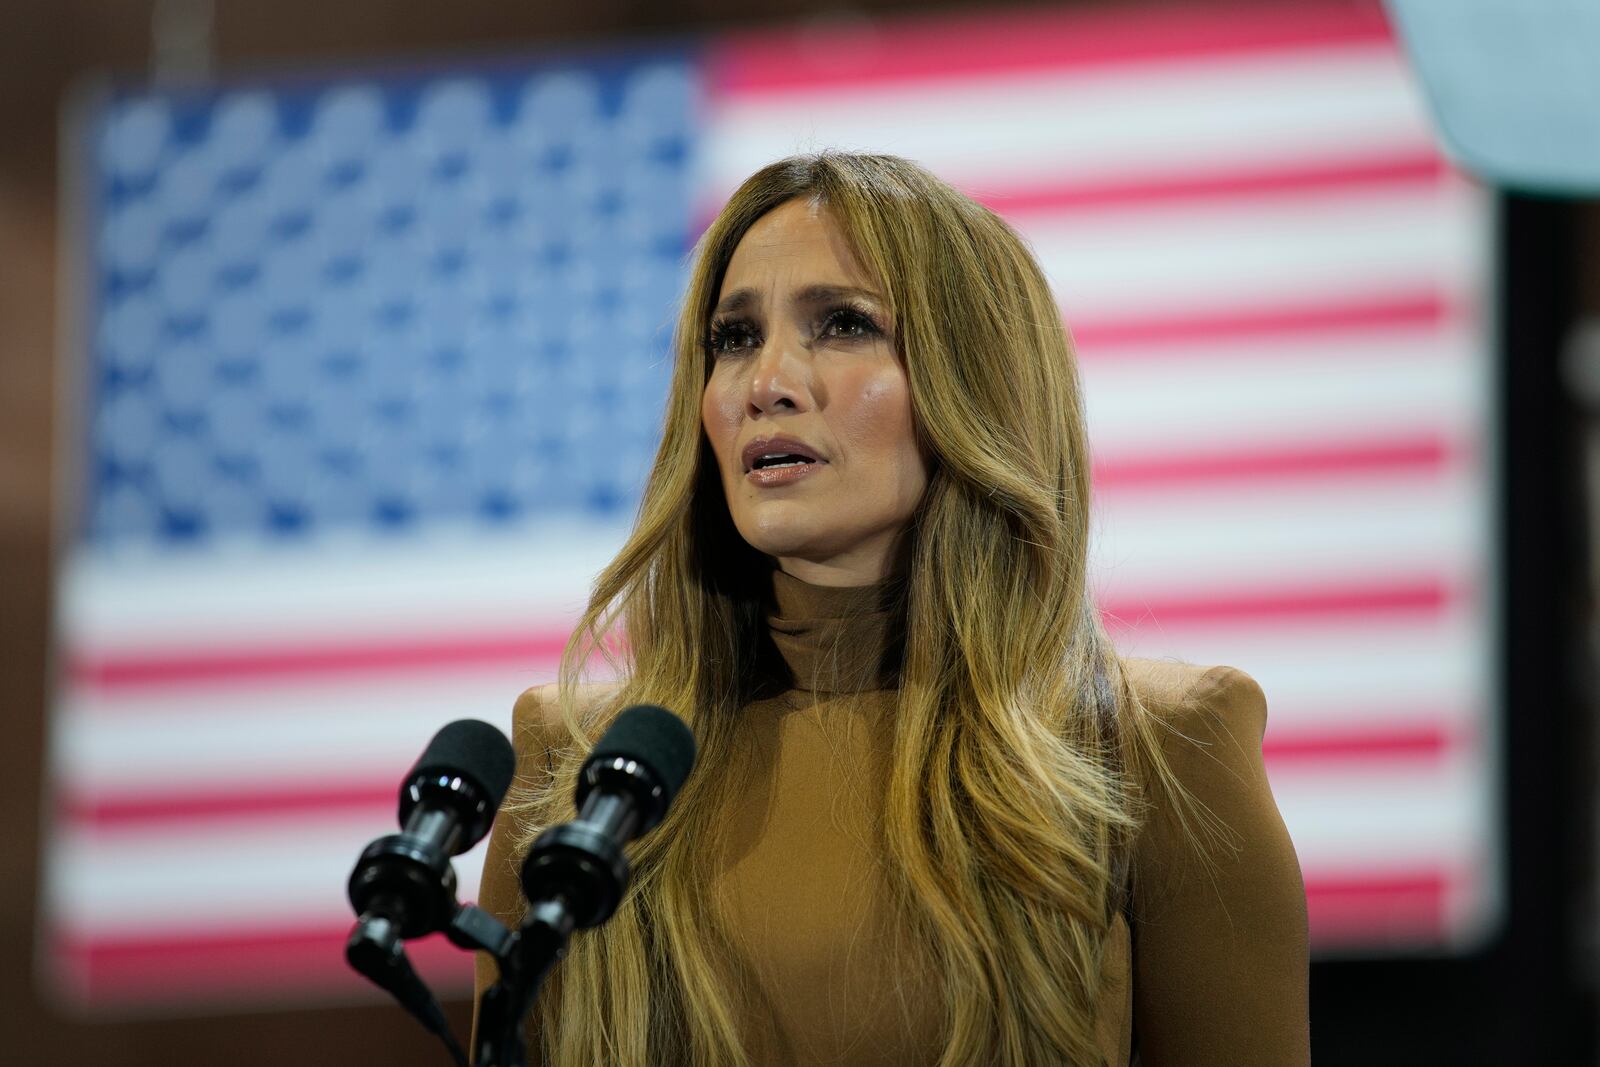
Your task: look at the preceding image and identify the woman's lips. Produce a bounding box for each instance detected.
[741,435,823,473]
[745,459,827,487]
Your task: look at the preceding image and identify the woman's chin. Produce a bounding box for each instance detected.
[745,533,828,563]
[735,503,819,548]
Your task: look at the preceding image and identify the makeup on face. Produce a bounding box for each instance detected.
[699,198,929,587]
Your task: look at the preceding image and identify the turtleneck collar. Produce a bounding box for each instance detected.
[766,569,905,694]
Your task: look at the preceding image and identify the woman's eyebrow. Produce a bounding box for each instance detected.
[791,284,884,307]
[713,284,883,316]
[713,288,758,315]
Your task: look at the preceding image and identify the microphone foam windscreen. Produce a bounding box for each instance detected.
[591,704,697,804]
[410,719,517,808]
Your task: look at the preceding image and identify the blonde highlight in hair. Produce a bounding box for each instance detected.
[504,153,1211,1066]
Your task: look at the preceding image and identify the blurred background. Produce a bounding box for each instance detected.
[1,0,1597,1062]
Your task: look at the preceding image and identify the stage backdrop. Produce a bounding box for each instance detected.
[44,0,1497,1011]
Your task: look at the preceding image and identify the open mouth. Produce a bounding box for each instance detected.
[749,453,818,471]
[741,437,825,474]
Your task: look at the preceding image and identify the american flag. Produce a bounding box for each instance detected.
[45,0,1496,1012]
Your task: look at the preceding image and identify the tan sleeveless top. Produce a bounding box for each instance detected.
[475,571,1310,1065]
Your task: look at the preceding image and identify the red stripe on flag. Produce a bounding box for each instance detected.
[66,630,570,691]
[1304,869,1450,944]
[52,923,473,1007]
[1263,723,1459,765]
[977,152,1445,217]
[1100,578,1455,628]
[694,154,1454,252]
[61,722,1462,833]
[50,864,1453,1003]
[710,1,1393,96]
[1070,290,1458,352]
[60,782,398,831]
[1093,435,1457,491]
[71,577,1456,694]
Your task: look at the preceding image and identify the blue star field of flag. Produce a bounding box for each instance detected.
[85,52,698,548]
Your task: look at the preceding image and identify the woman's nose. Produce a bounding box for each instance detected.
[747,335,811,416]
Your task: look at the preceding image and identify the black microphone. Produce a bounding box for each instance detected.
[519,704,695,928]
[346,720,515,1067]
[348,719,517,939]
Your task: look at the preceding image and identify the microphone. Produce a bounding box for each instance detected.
[346,719,513,1067]
[519,704,696,928]
[348,718,517,938]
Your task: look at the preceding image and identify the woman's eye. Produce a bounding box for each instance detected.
[820,308,880,340]
[707,321,759,355]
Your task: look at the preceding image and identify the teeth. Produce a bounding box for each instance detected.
[754,452,813,470]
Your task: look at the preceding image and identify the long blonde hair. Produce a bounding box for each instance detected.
[506,152,1206,1066]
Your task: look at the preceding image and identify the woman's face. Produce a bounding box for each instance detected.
[700,197,929,587]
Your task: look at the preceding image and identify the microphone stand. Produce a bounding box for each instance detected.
[353,707,692,1066]
[467,730,686,1065]
[451,897,578,1067]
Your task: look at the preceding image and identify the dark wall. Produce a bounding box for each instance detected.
[2,2,1597,1063]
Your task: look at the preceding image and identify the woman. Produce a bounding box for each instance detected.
[475,152,1310,1066]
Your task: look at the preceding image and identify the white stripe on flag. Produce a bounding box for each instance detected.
[703,46,1429,205]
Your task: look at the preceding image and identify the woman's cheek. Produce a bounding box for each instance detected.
[701,373,743,463]
[835,367,913,452]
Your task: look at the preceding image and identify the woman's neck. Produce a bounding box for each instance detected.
[775,531,911,587]
[766,568,905,693]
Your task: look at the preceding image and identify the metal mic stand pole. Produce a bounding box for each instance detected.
[464,897,577,1067]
